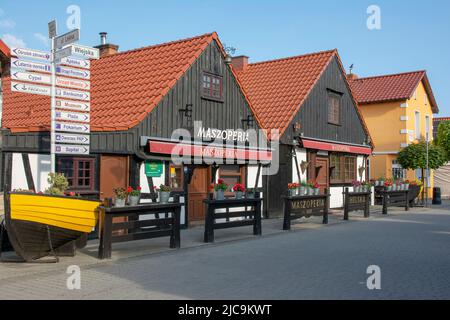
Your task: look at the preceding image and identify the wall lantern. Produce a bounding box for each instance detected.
[241,115,255,128]
[179,103,193,127]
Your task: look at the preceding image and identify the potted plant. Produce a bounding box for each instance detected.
[306,180,316,196]
[246,187,261,199]
[233,183,246,199]
[288,183,299,197]
[312,181,320,195]
[377,177,385,187]
[211,179,228,200]
[113,187,127,207]
[404,180,410,191]
[156,185,171,204]
[127,186,142,206]
[384,179,393,191]
[362,181,371,192]
[45,173,69,196]
[352,180,362,193]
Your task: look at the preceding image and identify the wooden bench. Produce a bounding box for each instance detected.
[343,188,371,220]
[98,198,182,259]
[203,195,262,243]
[283,189,330,230]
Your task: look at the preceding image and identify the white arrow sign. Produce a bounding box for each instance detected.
[57,56,90,69]
[71,44,100,60]
[55,144,89,155]
[11,58,51,73]
[55,99,90,112]
[11,70,52,85]
[55,46,73,61]
[55,133,90,145]
[55,122,90,133]
[56,65,90,79]
[54,29,80,49]
[56,77,90,90]
[11,48,51,62]
[55,87,90,101]
[11,81,51,96]
[55,110,90,123]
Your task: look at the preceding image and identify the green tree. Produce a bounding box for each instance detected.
[45,173,69,195]
[435,121,450,161]
[397,141,447,190]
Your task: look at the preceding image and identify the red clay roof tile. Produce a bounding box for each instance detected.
[349,71,439,113]
[2,33,219,132]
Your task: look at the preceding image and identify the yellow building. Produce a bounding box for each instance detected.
[349,71,439,197]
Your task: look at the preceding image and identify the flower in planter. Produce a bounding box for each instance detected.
[233,183,246,192]
[114,187,127,200]
[211,179,228,192]
[156,185,172,192]
[352,180,362,187]
[127,186,142,197]
[312,182,320,189]
[384,180,393,187]
[288,183,299,190]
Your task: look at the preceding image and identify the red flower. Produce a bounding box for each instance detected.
[69,192,76,197]
[127,186,133,193]
[218,179,224,184]
[137,186,142,191]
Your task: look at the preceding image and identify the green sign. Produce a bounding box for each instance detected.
[145,161,163,177]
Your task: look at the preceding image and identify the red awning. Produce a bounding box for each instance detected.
[148,139,272,162]
[302,139,372,155]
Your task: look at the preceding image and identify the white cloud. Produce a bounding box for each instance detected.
[34,33,49,48]
[2,34,26,48]
[0,18,16,29]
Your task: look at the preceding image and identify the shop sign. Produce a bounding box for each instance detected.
[145,161,163,177]
[349,195,366,205]
[196,127,249,143]
[55,144,89,155]
[291,198,326,210]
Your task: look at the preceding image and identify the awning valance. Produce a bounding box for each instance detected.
[301,139,372,155]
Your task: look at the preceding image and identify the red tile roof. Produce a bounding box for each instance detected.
[349,71,439,113]
[2,32,242,132]
[235,50,372,143]
[434,117,450,122]
[0,39,10,58]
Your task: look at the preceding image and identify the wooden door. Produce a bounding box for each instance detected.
[100,155,129,199]
[315,157,329,192]
[188,167,210,223]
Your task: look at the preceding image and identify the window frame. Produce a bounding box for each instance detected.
[169,164,184,192]
[56,156,96,193]
[327,90,342,126]
[201,71,224,102]
[219,165,246,196]
[329,153,357,184]
[415,111,421,139]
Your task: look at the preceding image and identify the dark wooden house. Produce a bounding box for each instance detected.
[234,50,374,215]
[1,32,271,226]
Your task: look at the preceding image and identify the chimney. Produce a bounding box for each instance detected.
[94,32,119,58]
[231,55,249,71]
[347,73,358,81]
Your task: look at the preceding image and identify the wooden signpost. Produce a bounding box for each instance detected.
[343,187,371,220]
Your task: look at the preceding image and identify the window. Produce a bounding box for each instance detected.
[219,165,245,194]
[330,154,356,183]
[202,72,223,100]
[413,90,417,100]
[415,111,421,139]
[425,94,428,105]
[392,160,406,180]
[169,165,183,191]
[57,157,95,192]
[328,91,341,125]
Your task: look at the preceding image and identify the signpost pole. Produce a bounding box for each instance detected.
[50,35,56,174]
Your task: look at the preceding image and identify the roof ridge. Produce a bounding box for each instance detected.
[247,49,337,67]
[352,70,426,82]
[97,32,216,60]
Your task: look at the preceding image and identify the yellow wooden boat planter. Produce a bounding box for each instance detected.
[3,192,101,262]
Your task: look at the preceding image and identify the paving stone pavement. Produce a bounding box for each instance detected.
[0,204,449,299]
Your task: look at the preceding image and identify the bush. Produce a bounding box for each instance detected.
[45,173,69,196]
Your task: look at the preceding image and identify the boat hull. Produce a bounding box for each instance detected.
[4,193,100,262]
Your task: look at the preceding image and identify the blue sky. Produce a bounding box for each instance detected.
[1,0,450,115]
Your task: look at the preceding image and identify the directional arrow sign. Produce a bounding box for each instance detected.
[55,46,73,61]
[55,110,90,123]
[55,122,90,134]
[56,77,90,90]
[11,82,51,96]
[56,65,90,79]
[55,133,90,145]
[58,56,90,69]
[11,70,51,85]
[55,87,90,101]
[71,44,100,60]
[55,99,90,112]
[11,48,51,62]
[54,29,80,49]
[55,144,89,155]
[11,58,51,73]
